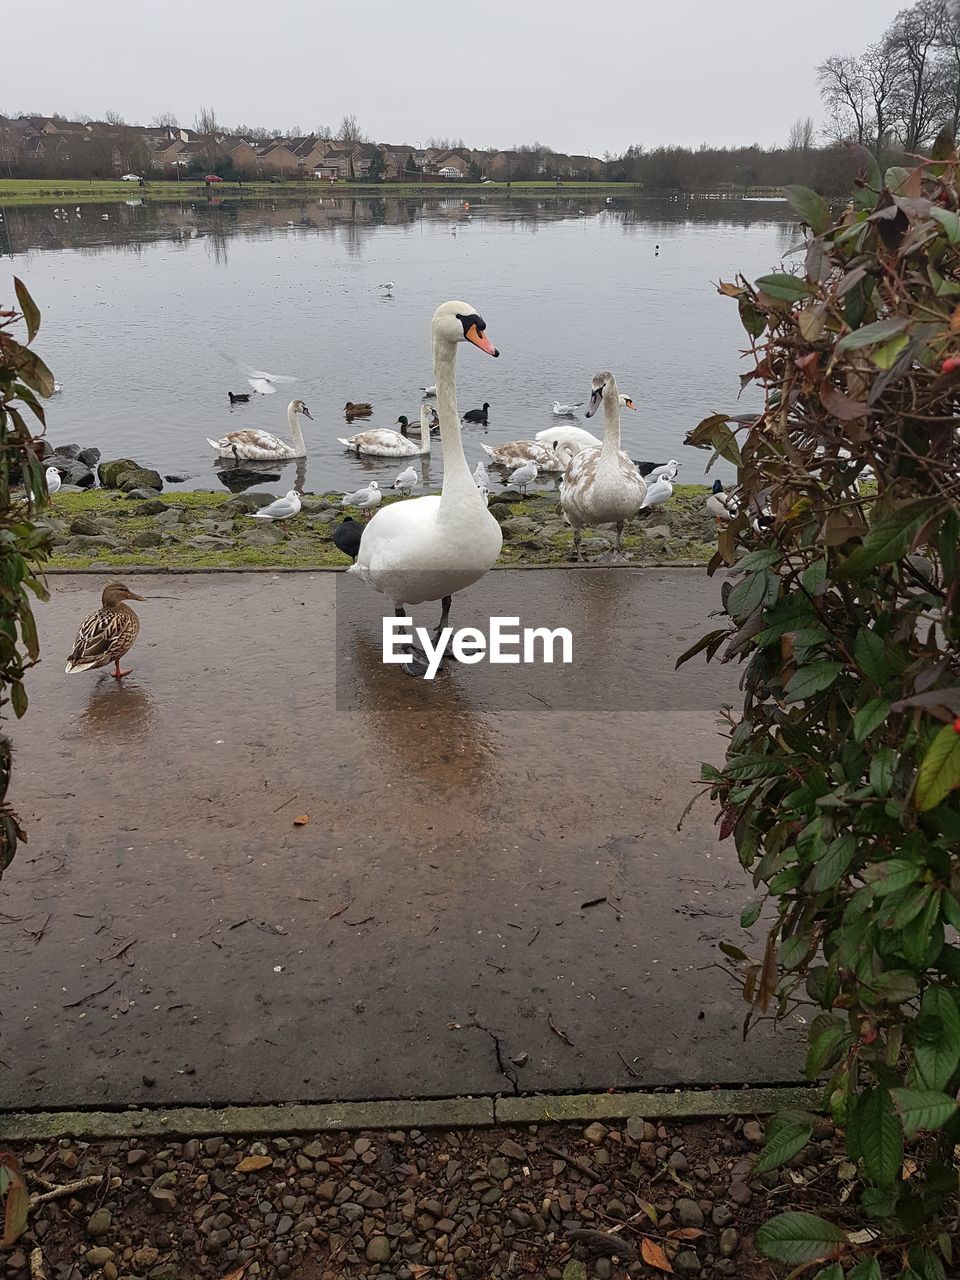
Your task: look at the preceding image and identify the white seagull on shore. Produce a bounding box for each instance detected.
[45,466,62,497]
[341,480,382,517]
[508,460,538,494]
[250,490,302,524]
[473,459,490,490]
[393,465,420,496]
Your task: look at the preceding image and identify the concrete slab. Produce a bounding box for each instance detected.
[2,569,801,1110]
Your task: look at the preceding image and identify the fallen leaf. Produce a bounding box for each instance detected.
[293,814,310,827]
[637,1200,658,1225]
[221,1268,249,1280]
[235,1155,272,1173]
[668,1227,706,1239]
[641,1237,673,1273]
[0,1155,28,1247]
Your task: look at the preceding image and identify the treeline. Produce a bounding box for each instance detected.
[818,0,960,152]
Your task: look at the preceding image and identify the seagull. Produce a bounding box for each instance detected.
[392,464,420,496]
[640,472,674,510]
[52,380,63,395]
[508,460,538,495]
[473,460,490,489]
[646,459,680,484]
[45,466,62,496]
[250,490,301,526]
[421,384,437,397]
[552,401,583,417]
[379,282,395,296]
[341,480,382,519]
[221,355,297,397]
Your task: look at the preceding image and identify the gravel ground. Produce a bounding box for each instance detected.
[4,1115,846,1280]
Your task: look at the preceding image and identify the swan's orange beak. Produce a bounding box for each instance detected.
[465,324,499,357]
[623,398,636,411]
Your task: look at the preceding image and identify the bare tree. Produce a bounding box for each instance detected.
[152,111,179,128]
[936,1,960,140]
[337,114,367,144]
[887,0,946,150]
[862,41,901,154]
[104,108,126,126]
[315,123,333,140]
[195,105,220,137]
[817,54,867,144]
[787,116,815,150]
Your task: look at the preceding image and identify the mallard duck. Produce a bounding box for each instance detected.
[706,478,738,526]
[462,402,490,424]
[65,583,146,679]
[344,401,373,418]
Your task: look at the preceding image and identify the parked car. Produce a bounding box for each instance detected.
[204,174,224,183]
[120,173,141,182]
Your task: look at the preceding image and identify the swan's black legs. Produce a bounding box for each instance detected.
[573,528,583,561]
[396,604,430,677]
[614,521,628,560]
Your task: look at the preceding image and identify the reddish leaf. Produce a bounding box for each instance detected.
[641,1237,674,1273]
[293,814,310,827]
[821,384,867,421]
[669,1227,707,1239]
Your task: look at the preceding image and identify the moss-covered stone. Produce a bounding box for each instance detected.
[97,458,140,488]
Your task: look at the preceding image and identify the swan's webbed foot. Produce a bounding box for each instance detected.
[403,654,431,678]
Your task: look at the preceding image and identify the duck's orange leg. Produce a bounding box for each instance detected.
[113,658,132,678]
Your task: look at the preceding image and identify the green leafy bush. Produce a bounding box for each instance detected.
[0,279,54,876]
[682,151,960,1275]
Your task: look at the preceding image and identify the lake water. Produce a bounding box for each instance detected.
[2,193,796,494]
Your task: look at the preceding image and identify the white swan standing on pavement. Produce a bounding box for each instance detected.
[559,370,646,560]
[536,395,636,453]
[350,300,502,676]
[338,405,433,458]
[207,400,312,461]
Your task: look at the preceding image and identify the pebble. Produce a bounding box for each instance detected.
[84,1247,115,1266]
[727,1181,751,1205]
[487,1156,510,1180]
[86,1208,113,1236]
[711,1203,734,1227]
[719,1227,740,1257]
[625,1117,644,1140]
[667,1151,690,1173]
[742,1120,764,1144]
[126,1148,148,1166]
[204,1136,224,1155]
[583,1123,608,1145]
[674,1249,702,1275]
[499,1139,526,1161]
[674,1198,704,1228]
[366,1236,392,1263]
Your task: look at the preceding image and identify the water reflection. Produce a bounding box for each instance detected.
[345,630,500,795]
[214,456,306,493]
[75,682,155,741]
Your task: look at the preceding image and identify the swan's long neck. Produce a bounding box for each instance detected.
[600,381,621,462]
[288,404,305,454]
[434,333,477,515]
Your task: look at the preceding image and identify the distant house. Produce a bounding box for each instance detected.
[378,144,415,180]
[228,138,261,176]
[255,141,301,176]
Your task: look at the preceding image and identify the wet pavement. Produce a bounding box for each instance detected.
[3,569,801,1110]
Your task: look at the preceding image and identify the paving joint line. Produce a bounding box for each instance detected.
[0,1084,821,1142]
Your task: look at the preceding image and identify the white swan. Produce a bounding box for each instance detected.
[338,405,433,458]
[206,399,312,461]
[536,395,636,454]
[481,439,566,471]
[350,300,502,676]
[559,370,646,560]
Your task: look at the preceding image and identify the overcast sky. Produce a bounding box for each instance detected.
[8,0,907,153]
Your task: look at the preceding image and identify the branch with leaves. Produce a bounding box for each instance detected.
[681,143,960,1276]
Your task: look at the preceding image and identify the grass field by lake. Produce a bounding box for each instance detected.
[0,177,644,207]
